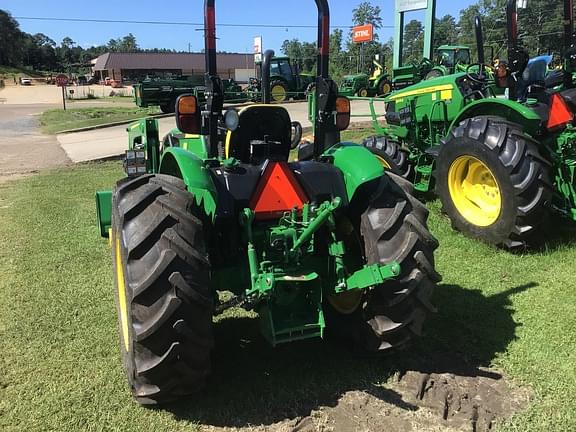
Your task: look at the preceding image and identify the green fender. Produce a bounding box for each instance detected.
[159,147,218,219]
[450,98,543,137]
[323,142,384,201]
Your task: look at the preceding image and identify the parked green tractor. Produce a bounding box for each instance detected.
[247,56,315,102]
[362,2,576,248]
[95,0,440,405]
[425,45,472,79]
[340,58,433,97]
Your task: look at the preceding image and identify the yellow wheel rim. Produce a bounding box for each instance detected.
[375,155,391,170]
[328,290,363,315]
[271,85,287,102]
[359,89,368,97]
[115,235,130,351]
[448,155,502,227]
[382,83,391,95]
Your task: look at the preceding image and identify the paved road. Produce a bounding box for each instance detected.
[57,99,386,162]
[0,104,70,181]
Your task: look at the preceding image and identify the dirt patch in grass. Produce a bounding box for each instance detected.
[197,352,531,432]
[166,312,531,432]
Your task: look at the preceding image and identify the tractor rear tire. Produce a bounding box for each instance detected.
[270,80,289,102]
[160,101,175,114]
[362,135,413,180]
[111,174,214,405]
[435,116,553,248]
[326,173,441,354]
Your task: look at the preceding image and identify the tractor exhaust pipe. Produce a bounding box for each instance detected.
[261,49,274,104]
[506,0,518,52]
[506,0,528,100]
[475,16,485,78]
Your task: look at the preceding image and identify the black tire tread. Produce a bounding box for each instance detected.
[362,136,413,179]
[436,116,553,248]
[329,172,440,354]
[112,174,213,405]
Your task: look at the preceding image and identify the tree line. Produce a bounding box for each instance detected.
[1,0,573,78]
[0,10,184,74]
[282,0,573,82]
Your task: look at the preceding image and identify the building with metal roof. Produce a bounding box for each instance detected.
[92,52,255,83]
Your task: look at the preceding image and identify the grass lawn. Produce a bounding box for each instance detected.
[0,65,46,79]
[1,156,576,431]
[39,107,159,134]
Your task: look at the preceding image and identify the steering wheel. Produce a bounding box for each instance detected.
[465,63,491,84]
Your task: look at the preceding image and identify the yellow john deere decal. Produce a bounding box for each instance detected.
[115,236,130,351]
[388,84,454,102]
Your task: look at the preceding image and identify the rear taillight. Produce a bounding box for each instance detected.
[547,93,573,130]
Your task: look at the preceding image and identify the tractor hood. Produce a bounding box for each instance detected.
[385,73,465,102]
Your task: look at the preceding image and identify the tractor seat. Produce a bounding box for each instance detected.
[225,105,292,163]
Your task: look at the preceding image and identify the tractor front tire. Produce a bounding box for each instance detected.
[270,80,289,102]
[435,116,552,248]
[362,135,413,180]
[327,173,440,354]
[377,79,392,96]
[111,174,214,405]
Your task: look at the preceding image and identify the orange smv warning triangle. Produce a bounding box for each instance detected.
[249,162,308,220]
[547,93,573,130]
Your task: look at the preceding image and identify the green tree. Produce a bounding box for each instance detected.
[120,33,138,52]
[435,15,458,47]
[347,1,385,74]
[0,10,24,66]
[403,20,424,64]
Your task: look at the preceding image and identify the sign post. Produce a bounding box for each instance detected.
[254,36,262,64]
[394,0,436,69]
[352,24,374,73]
[55,74,69,111]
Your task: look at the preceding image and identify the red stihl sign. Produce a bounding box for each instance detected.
[352,24,374,43]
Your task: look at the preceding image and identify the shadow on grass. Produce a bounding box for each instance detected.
[530,213,576,252]
[166,282,536,428]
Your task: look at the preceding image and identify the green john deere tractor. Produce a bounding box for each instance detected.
[95,0,440,405]
[425,45,472,79]
[362,2,576,249]
[340,58,433,97]
[247,56,315,102]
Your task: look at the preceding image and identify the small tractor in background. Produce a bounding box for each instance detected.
[339,57,434,97]
[246,56,315,102]
[95,0,440,405]
[425,45,472,79]
[361,0,576,249]
[134,76,245,113]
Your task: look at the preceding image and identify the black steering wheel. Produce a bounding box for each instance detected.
[465,63,490,84]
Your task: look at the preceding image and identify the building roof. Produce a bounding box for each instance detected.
[93,52,254,71]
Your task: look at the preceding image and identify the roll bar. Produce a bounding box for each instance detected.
[202,0,338,159]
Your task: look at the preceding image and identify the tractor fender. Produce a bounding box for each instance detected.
[159,147,218,219]
[449,99,543,137]
[323,142,384,201]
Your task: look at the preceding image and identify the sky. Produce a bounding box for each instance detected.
[3,0,476,53]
